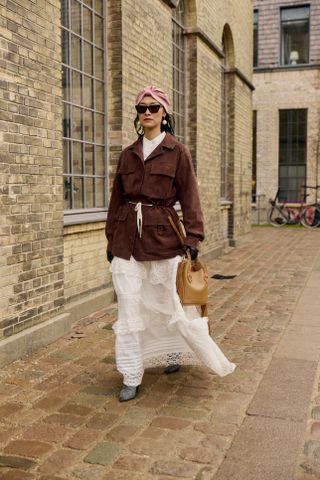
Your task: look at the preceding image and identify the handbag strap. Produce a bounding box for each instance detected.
[168,215,186,247]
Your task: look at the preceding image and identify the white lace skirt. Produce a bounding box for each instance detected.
[110,256,236,386]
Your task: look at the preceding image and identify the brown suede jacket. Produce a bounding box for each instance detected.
[105,133,204,261]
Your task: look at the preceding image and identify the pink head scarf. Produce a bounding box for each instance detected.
[135,86,171,113]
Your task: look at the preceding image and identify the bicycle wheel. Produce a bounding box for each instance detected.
[301,204,320,228]
[267,206,289,227]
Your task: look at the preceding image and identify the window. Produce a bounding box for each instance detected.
[220,60,227,199]
[279,109,307,202]
[252,110,257,202]
[61,0,106,212]
[253,10,258,68]
[172,0,186,142]
[220,30,233,200]
[280,6,310,66]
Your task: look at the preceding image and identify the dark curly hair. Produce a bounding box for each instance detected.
[134,112,175,137]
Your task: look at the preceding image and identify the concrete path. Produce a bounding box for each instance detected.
[0,226,319,480]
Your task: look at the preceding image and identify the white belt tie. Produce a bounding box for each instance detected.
[135,202,143,238]
[129,201,154,238]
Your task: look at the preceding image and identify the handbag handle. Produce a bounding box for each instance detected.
[168,215,186,247]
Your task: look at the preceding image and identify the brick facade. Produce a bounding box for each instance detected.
[254,0,320,68]
[0,0,64,338]
[0,0,253,363]
[253,0,320,218]
[253,69,320,205]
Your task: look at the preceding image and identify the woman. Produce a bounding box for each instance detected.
[106,86,235,402]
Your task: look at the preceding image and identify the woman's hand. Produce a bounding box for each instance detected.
[182,244,198,260]
[106,250,114,263]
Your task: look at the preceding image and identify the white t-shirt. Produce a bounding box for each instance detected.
[142,131,166,161]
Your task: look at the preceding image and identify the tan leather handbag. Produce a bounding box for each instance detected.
[168,216,208,318]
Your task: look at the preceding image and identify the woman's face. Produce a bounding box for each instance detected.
[136,95,165,133]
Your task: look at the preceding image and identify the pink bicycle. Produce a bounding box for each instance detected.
[300,185,320,228]
[268,189,309,227]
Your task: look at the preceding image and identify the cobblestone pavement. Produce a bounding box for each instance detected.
[0,227,320,480]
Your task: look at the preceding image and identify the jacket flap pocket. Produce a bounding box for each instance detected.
[150,162,175,177]
[118,162,136,175]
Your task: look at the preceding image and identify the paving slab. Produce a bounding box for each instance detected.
[247,357,317,421]
[275,325,320,361]
[289,271,320,326]
[215,416,305,480]
[291,307,320,325]
[215,459,297,480]
[304,271,320,287]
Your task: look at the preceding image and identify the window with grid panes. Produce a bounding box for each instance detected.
[172,0,186,142]
[278,109,307,202]
[61,0,106,213]
[280,6,309,66]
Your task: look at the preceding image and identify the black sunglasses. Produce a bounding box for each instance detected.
[135,104,162,114]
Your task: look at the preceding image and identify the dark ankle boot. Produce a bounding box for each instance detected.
[119,384,139,402]
[164,364,181,374]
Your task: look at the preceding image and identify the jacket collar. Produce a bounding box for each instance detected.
[130,136,143,161]
[159,133,177,150]
[129,133,177,161]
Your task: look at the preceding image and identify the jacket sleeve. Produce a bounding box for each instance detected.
[175,145,204,248]
[105,156,125,252]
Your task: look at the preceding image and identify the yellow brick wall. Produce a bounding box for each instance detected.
[63,223,110,302]
[197,0,253,79]
[121,0,173,146]
[0,0,64,337]
[196,40,223,253]
[232,78,253,237]
[188,0,253,249]
[253,70,320,203]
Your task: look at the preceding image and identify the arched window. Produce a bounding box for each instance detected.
[220,26,235,200]
[172,0,186,142]
[220,37,228,199]
[61,0,107,215]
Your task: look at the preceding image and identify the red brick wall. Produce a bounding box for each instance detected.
[253,0,320,68]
